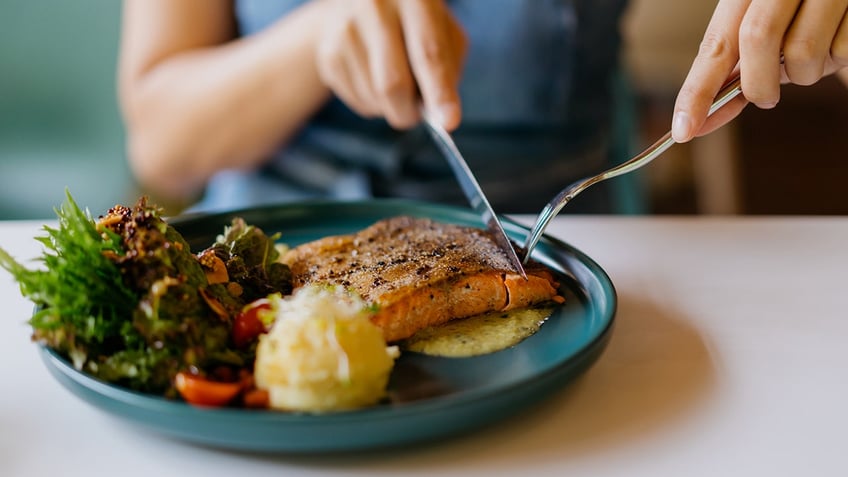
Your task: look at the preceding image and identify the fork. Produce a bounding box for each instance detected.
[521,74,744,263]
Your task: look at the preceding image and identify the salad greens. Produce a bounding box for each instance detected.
[0,191,292,396]
[208,217,293,303]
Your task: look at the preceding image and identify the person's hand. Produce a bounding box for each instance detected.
[672,0,848,143]
[315,0,467,130]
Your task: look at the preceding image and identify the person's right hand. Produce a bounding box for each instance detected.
[315,0,467,131]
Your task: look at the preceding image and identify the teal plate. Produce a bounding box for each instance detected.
[38,200,616,453]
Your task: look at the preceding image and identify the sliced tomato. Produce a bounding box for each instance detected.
[232,300,271,348]
[174,372,242,407]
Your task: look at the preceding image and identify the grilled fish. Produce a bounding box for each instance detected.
[282,216,563,342]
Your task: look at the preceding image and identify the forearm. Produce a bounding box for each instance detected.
[120,1,331,201]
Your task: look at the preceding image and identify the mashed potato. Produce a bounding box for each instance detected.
[254,285,399,412]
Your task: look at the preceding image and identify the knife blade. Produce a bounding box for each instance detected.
[421,110,527,279]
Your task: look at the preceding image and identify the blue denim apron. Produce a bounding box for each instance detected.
[195,0,628,213]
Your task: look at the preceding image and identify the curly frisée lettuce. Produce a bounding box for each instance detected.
[0,191,292,396]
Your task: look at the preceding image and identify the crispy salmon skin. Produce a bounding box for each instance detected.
[282,216,564,342]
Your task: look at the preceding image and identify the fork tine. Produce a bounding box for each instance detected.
[522,181,578,264]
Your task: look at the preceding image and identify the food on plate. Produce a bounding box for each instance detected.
[282,216,564,342]
[199,216,292,301]
[0,192,291,396]
[254,285,399,412]
[402,305,556,358]
[0,193,564,412]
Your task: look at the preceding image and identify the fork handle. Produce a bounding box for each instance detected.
[521,75,744,263]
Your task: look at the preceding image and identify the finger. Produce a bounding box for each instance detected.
[356,0,419,129]
[447,14,468,83]
[783,0,848,85]
[333,59,381,119]
[693,95,749,138]
[319,21,380,118]
[692,64,751,138]
[341,27,382,118]
[398,0,463,130]
[831,9,848,68]
[672,0,749,143]
[738,0,800,108]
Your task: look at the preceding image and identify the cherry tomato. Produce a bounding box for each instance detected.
[232,299,271,348]
[242,388,270,409]
[174,372,242,407]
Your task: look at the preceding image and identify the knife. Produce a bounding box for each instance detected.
[421,110,528,279]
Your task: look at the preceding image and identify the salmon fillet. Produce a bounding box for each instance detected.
[282,216,564,342]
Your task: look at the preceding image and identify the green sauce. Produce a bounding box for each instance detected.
[401,306,554,357]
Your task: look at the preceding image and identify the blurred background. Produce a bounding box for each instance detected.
[1,0,846,220]
[0,0,132,219]
[625,1,848,215]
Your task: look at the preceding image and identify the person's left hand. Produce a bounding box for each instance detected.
[672,0,848,143]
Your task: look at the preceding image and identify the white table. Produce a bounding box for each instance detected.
[2,216,847,477]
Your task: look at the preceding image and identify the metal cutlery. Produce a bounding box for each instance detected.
[422,110,528,278]
[522,74,745,263]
